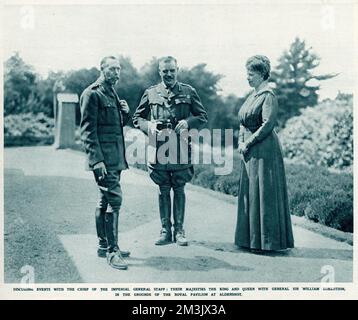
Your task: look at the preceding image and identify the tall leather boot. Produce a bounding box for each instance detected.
[155,188,172,245]
[95,207,108,257]
[173,186,188,246]
[104,210,128,270]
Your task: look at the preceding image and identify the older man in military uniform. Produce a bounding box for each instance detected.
[133,56,207,246]
[80,56,130,270]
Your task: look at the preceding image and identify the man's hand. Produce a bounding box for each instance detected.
[238,142,249,155]
[93,161,107,180]
[119,100,130,113]
[174,119,189,134]
[148,121,160,136]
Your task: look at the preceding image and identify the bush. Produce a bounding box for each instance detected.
[214,175,240,196]
[4,113,54,146]
[304,191,353,232]
[279,94,353,169]
[189,155,352,232]
[192,165,217,190]
[286,164,353,232]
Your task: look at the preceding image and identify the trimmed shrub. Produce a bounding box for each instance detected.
[285,164,353,232]
[279,94,353,169]
[192,165,217,190]
[213,175,240,196]
[189,155,352,232]
[304,191,353,232]
[4,113,54,146]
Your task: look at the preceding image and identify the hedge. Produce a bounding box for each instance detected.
[190,158,353,233]
[4,112,54,146]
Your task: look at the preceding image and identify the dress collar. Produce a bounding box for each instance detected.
[254,81,275,97]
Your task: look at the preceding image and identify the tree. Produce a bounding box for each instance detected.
[179,63,223,130]
[4,52,39,115]
[115,55,143,122]
[138,57,161,89]
[64,67,100,96]
[37,71,65,117]
[3,53,235,139]
[216,94,246,146]
[271,37,337,128]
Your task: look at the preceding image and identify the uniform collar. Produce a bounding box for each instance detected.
[158,81,181,95]
[254,81,275,97]
[96,76,115,95]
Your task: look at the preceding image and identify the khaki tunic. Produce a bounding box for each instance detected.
[133,82,208,171]
[80,77,129,171]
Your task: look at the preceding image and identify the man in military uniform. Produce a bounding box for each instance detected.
[133,56,207,246]
[80,56,130,270]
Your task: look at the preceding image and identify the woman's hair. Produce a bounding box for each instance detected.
[246,55,271,80]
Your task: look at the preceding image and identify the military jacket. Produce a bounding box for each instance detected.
[133,81,208,170]
[80,77,129,171]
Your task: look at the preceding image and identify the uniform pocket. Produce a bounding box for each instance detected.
[98,133,117,142]
[101,141,119,166]
[174,96,191,105]
[173,96,191,119]
[98,95,119,125]
[99,134,120,167]
[149,99,165,120]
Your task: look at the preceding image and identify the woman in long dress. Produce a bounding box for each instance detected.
[235,55,294,252]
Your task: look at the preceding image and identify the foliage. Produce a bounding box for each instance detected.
[4,38,341,133]
[271,37,337,128]
[180,63,223,126]
[36,71,66,117]
[285,164,353,232]
[115,56,146,126]
[190,155,352,232]
[4,53,68,118]
[4,52,40,115]
[4,113,54,146]
[63,67,100,97]
[5,39,340,136]
[4,53,229,130]
[279,93,353,169]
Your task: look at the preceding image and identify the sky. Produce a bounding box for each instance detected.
[3,0,357,99]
